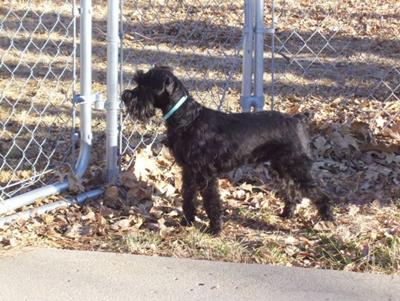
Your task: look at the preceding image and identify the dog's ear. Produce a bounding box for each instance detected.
[163,73,175,95]
[121,89,134,104]
[133,70,145,85]
[154,64,173,72]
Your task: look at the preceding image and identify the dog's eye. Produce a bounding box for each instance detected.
[121,90,133,102]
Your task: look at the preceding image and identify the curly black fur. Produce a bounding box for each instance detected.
[122,66,332,235]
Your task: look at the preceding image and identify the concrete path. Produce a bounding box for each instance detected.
[0,248,398,301]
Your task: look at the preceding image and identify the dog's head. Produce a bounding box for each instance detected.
[121,65,181,122]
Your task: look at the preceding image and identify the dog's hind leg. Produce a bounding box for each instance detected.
[277,155,333,221]
[280,178,300,219]
[310,188,332,221]
[271,162,299,219]
[200,177,222,235]
[181,168,198,226]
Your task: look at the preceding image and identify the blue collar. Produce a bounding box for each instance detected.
[162,95,188,121]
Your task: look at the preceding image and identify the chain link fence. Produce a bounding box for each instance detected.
[1,0,399,208]
[269,0,399,132]
[0,0,77,200]
[267,0,400,201]
[117,0,399,203]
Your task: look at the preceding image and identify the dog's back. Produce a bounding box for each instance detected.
[180,108,313,169]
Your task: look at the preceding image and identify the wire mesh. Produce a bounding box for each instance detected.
[117,0,399,203]
[1,0,398,202]
[264,0,400,202]
[267,0,399,133]
[0,0,77,200]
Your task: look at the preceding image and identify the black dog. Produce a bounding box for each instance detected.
[122,66,332,235]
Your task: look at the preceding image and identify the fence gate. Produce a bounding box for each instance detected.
[0,2,77,200]
[0,0,103,226]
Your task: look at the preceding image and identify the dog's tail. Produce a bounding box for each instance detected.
[291,112,314,157]
[293,119,312,158]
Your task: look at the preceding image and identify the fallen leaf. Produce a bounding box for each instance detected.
[64,223,82,238]
[127,186,152,202]
[81,211,96,221]
[111,219,131,231]
[104,186,119,201]
[134,145,158,180]
[375,115,385,128]
[67,173,84,194]
[41,214,54,224]
[121,171,138,188]
[313,221,335,231]
[285,236,298,245]
[158,217,173,237]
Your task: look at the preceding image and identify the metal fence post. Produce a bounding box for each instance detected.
[241,0,265,112]
[254,0,265,111]
[105,0,120,184]
[74,0,93,177]
[241,0,255,112]
[269,0,275,110]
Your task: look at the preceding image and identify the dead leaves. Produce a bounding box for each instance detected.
[133,145,159,181]
[1,110,398,274]
[311,121,399,204]
[384,120,400,141]
[64,223,93,238]
[121,145,180,202]
[104,186,119,201]
[313,221,335,231]
[110,216,144,231]
[315,123,360,160]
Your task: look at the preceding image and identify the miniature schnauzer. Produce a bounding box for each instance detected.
[122,66,332,235]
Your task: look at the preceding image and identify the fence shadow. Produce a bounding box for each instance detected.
[1,6,399,94]
[1,6,399,208]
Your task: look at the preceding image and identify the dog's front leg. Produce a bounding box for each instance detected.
[181,168,198,226]
[279,177,298,219]
[200,177,222,235]
[307,187,333,221]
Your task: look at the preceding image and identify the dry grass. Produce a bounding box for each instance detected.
[0,0,399,274]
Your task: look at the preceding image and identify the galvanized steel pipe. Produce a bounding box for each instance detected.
[241,0,255,112]
[254,0,265,111]
[105,0,120,184]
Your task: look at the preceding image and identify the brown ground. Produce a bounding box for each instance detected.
[0,0,399,274]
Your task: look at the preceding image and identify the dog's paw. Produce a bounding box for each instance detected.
[279,208,295,219]
[204,221,222,236]
[205,225,221,236]
[319,211,334,222]
[180,217,194,227]
[279,213,293,219]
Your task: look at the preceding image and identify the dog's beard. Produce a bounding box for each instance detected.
[122,89,156,122]
[136,101,155,122]
[124,100,154,122]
